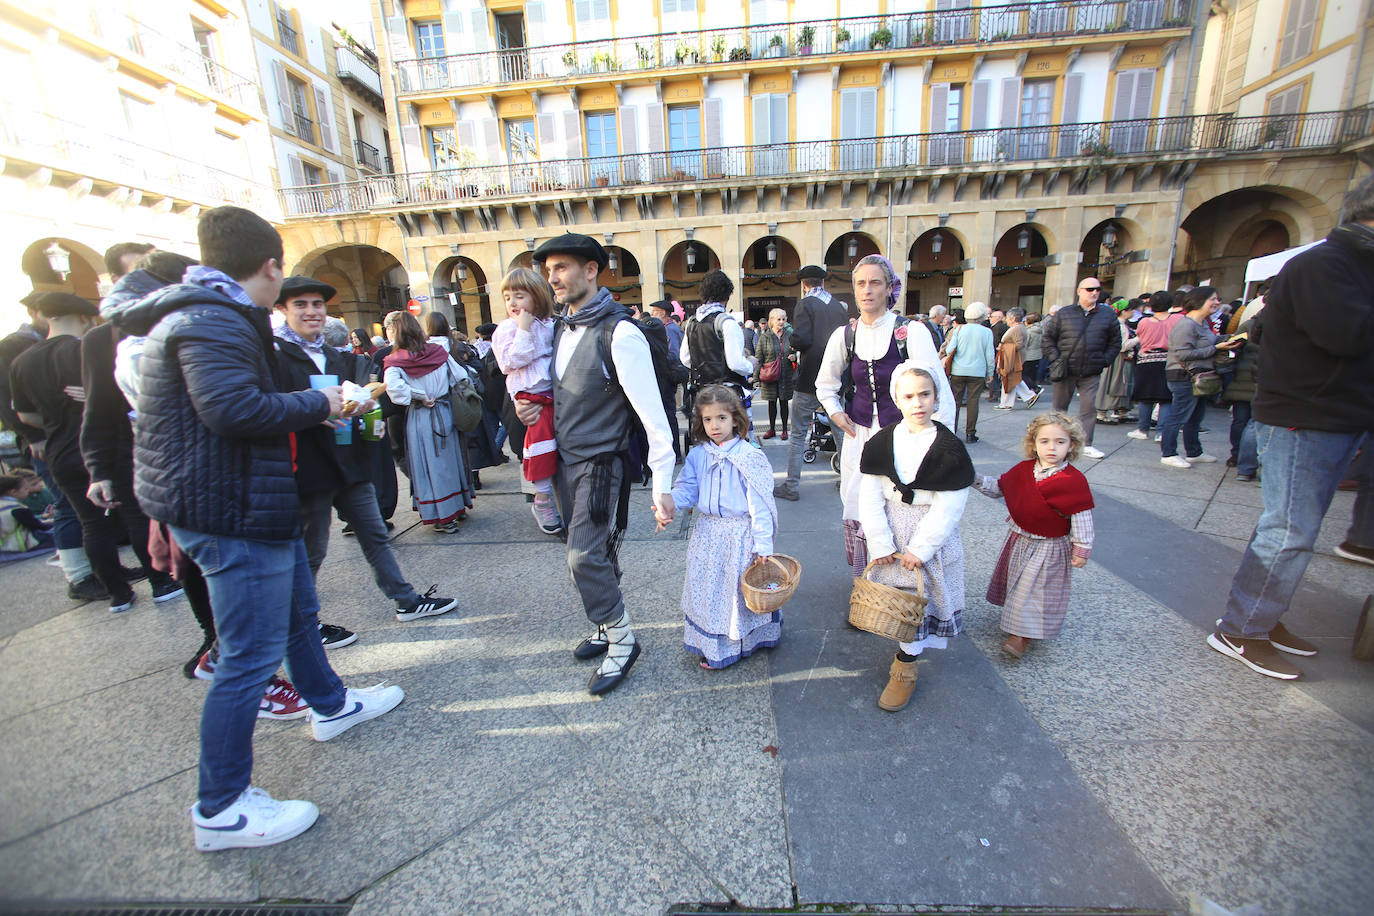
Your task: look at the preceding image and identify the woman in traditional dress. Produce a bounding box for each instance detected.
[383,310,474,532]
[816,254,955,579]
[1095,298,1139,423]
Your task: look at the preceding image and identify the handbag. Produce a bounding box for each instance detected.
[445,367,484,433]
[1190,369,1223,398]
[760,357,781,383]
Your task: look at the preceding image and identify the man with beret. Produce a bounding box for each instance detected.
[776,265,848,501]
[9,292,156,611]
[515,232,675,695]
[272,275,457,623]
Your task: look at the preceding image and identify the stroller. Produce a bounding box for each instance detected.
[802,407,841,473]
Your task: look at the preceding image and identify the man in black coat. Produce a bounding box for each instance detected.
[1041,276,1121,459]
[776,265,848,500]
[272,276,456,623]
[1210,175,1374,681]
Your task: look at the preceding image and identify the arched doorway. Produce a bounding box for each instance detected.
[1173,187,1317,294]
[1078,219,1146,301]
[507,251,535,273]
[600,246,642,309]
[740,235,801,322]
[293,244,407,334]
[906,229,967,315]
[824,231,881,314]
[433,256,491,336]
[992,224,1050,314]
[662,240,720,308]
[21,238,103,302]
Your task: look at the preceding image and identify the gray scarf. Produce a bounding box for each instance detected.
[560,286,628,328]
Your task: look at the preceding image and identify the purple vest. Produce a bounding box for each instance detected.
[849,332,903,428]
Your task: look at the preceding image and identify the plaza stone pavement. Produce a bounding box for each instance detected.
[0,399,1371,916]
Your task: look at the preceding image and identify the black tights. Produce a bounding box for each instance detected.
[767,398,789,431]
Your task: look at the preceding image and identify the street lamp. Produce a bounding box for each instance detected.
[45,241,71,280]
[765,239,777,267]
[685,244,697,271]
[456,261,468,283]
[846,235,858,260]
[930,231,944,257]
[608,248,619,273]
[1017,228,1031,253]
[1101,222,1119,250]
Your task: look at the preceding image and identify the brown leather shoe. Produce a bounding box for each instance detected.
[762,429,776,439]
[877,656,918,711]
[1001,635,1030,658]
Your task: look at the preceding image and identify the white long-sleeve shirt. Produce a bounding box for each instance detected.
[492,315,555,396]
[857,424,969,563]
[554,320,676,494]
[815,311,956,428]
[678,304,755,378]
[670,437,774,555]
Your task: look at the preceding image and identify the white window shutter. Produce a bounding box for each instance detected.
[752,94,770,144]
[619,105,638,153]
[840,89,857,138]
[526,2,545,44]
[1058,72,1084,156]
[859,88,877,137]
[1278,0,1319,69]
[287,153,305,186]
[971,80,990,130]
[470,10,489,51]
[1113,70,1137,119]
[400,123,422,168]
[770,94,787,142]
[272,60,295,135]
[704,97,723,147]
[929,84,948,132]
[326,166,343,185]
[481,117,501,163]
[1000,78,1021,127]
[563,110,583,158]
[537,112,557,154]
[458,120,477,151]
[442,11,465,52]
[1132,70,1155,120]
[312,85,336,152]
[646,103,665,151]
[387,16,410,61]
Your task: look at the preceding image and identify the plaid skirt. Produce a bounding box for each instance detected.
[986,528,1072,639]
[864,500,965,639]
[683,513,781,668]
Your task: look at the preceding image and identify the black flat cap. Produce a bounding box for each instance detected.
[276,276,337,305]
[19,290,42,308]
[35,291,99,318]
[532,233,608,271]
[798,265,827,280]
[475,322,498,338]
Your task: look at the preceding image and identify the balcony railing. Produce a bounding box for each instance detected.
[355,138,384,171]
[336,44,383,99]
[293,113,315,145]
[71,10,260,110]
[278,17,300,55]
[278,108,1370,218]
[394,0,1191,93]
[0,104,273,211]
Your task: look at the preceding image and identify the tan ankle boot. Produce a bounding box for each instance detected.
[877,655,918,711]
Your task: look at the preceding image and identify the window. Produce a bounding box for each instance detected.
[213,129,244,174]
[301,160,323,185]
[838,87,876,169]
[1263,83,1305,148]
[574,1,610,22]
[661,0,696,12]
[585,112,617,157]
[415,20,446,58]
[506,118,537,163]
[668,104,701,177]
[1017,79,1053,158]
[752,94,788,175]
[929,84,963,165]
[430,126,460,168]
[1277,0,1319,69]
[1109,68,1156,153]
[286,73,314,144]
[272,2,299,55]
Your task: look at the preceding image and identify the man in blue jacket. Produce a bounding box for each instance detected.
[129,207,405,851]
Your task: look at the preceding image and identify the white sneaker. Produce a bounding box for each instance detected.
[192,786,318,851]
[1126,430,1149,440]
[1080,445,1105,459]
[309,683,404,742]
[1161,455,1192,469]
[1188,453,1219,464]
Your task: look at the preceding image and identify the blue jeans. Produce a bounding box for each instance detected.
[1229,401,1258,476]
[1219,424,1366,639]
[170,528,347,815]
[1159,378,1205,459]
[32,456,81,550]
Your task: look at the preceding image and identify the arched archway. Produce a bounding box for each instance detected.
[294,244,407,333]
[433,256,491,335]
[992,224,1051,314]
[824,232,882,313]
[740,235,801,322]
[662,241,720,307]
[1079,218,1148,300]
[906,229,967,315]
[1174,187,1318,294]
[600,246,643,309]
[507,251,535,273]
[21,238,103,301]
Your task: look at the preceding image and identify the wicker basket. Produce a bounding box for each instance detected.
[848,560,927,642]
[740,554,801,615]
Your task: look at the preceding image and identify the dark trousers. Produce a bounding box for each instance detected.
[950,376,986,437]
[554,456,626,626]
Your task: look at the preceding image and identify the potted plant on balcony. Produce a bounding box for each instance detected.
[835,26,851,51]
[910,23,934,46]
[675,43,698,64]
[562,49,577,71]
[1261,120,1289,149]
[798,24,816,54]
[711,35,727,61]
[729,45,751,61]
[768,34,785,57]
[592,50,612,71]
[636,43,654,68]
[869,26,892,50]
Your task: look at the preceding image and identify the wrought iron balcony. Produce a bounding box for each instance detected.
[336,44,384,103]
[394,0,1191,94]
[293,113,315,145]
[277,108,1370,219]
[355,138,384,172]
[277,17,300,55]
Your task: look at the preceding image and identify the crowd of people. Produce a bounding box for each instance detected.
[1,174,1371,853]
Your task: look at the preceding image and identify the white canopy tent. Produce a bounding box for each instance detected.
[1244,240,1324,286]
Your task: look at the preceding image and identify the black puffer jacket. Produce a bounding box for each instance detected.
[1042,303,1123,379]
[1253,224,1374,433]
[123,284,330,540]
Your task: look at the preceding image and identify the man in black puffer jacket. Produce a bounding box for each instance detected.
[126,207,405,852]
[1042,276,1121,459]
[1210,175,1374,681]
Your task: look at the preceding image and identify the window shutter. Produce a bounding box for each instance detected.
[971,80,989,130]
[1278,0,1319,69]
[619,105,638,153]
[1000,77,1021,127]
[386,16,410,61]
[563,110,583,158]
[752,94,770,144]
[326,165,343,185]
[1058,72,1084,156]
[442,11,465,52]
[1113,70,1136,119]
[526,1,545,44]
[481,117,501,163]
[840,89,857,138]
[1132,69,1155,120]
[704,97,723,147]
[770,94,787,143]
[470,10,488,51]
[929,84,949,132]
[595,0,610,18]
[272,60,295,135]
[859,88,876,137]
[312,85,336,152]
[537,112,557,155]
[457,120,476,151]
[287,153,306,186]
[646,103,665,151]
[400,123,422,169]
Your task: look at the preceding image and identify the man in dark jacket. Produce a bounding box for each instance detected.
[776,265,848,500]
[1041,277,1121,459]
[272,276,456,622]
[1210,176,1374,680]
[128,206,404,851]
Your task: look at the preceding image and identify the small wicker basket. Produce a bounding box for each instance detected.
[848,560,927,642]
[740,554,802,615]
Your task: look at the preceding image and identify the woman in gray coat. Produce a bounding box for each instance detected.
[754,308,796,439]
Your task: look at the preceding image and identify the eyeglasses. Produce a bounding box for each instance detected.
[1080,286,1101,292]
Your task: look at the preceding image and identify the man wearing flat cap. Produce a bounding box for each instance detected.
[515,232,675,695]
[776,265,848,501]
[9,292,147,612]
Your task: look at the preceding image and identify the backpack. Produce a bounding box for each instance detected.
[595,314,673,485]
[839,314,911,410]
